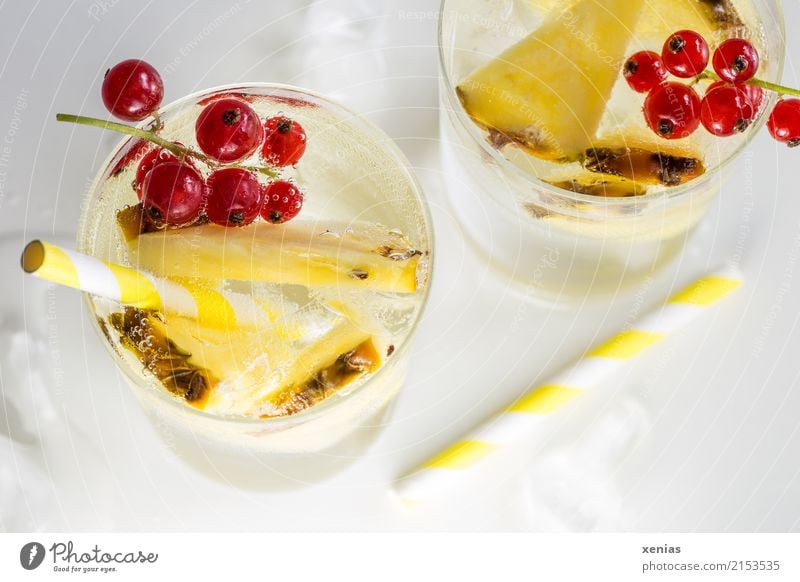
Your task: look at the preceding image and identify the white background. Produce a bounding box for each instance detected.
[0,0,799,532]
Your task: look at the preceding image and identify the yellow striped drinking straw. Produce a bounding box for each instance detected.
[394,266,744,503]
[21,240,272,330]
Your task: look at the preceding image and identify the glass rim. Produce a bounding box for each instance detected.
[79,82,435,430]
[437,0,787,207]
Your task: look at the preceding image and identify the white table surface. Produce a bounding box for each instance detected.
[1,0,799,532]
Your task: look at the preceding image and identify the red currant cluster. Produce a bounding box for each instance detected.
[96,59,306,228]
[624,30,800,147]
[624,31,761,139]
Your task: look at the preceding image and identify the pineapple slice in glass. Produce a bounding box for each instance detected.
[456,0,645,161]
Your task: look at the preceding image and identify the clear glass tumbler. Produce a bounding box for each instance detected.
[77,84,433,455]
[439,0,785,301]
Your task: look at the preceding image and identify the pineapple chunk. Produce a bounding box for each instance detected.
[125,220,423,294]
[108,307,214,404]
[546,175,647,198]
[527,0,745,43]
[261,331,380,417]
[582,146,704,187]
[133,306,380,417]
[164,313,378,417]
[457,0,645,161]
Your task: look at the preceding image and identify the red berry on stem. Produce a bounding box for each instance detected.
[700,84,754,136]
[742,84,765,118]
[767,98,800,147]
[141,162,206,226]
[195,98,264,163]
[712,38,759,84]
[133,144,196,200]
[206,168,263,227]
[643,82,702,139]
[135,147,178,199]
[260,116,307,167]
[662,30,709,78]
[623,51,669,93]
[261,180,303,224]
[706,81,763,121]
[102,59,164,121]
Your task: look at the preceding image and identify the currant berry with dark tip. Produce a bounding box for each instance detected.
[102,59,164,121]
[261,180,303,224]
[662,30,709,78]
[700,84,755,137]
[623,51,668,94]
[195,98,264,163]
[643,82,702,139]
[134,147,178,199]
[206,168,263,227]
[261,116,307,167]
[141,161,206,226]
[768,98,800,147]
[133,144,196,200]
[713,38,759,84]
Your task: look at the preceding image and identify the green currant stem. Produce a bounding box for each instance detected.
[746,77,800,98]
[244,164,281,178]
[698,71,800,98]
[150,111,163,129]
[56,113,188,158]
[55,113,278,179]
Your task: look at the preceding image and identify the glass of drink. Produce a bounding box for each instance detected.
[439,0,784,301]
[77,84,432,455]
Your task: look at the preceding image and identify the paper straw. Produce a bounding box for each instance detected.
[21,240,272,330]
[394,267,744,503]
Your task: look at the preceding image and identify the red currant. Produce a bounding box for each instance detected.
[260,116,307,167]
[206,168,263,227]
[134,147,178,199]
[707,81,763,121]
[767,98,800,147]
[700,84,754,136]
[712,38,759,84]
[643,82,702,139]
[261,180,304,224]
[662,30,710,78]
[195,98,264,163]
[623,51,669,94]
[101,59,164,121]
[742,84,765,118]
[141,162,206,226]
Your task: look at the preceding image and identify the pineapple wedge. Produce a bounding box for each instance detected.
[124,219,423,294]
[582,146,705,187]
[539,146,704,198]
[260,327,380,417]
[457,0,645,161]
[546,175,648,198]
[111,304,381,417]
[156,309,379,417]
[526,0,745,42]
